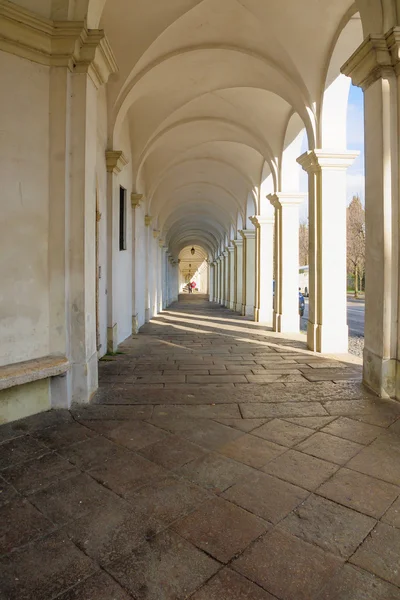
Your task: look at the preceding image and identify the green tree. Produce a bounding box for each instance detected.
[347,195,365,298]
[299,220,309,266]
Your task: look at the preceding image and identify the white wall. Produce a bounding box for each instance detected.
[0,52,50,366]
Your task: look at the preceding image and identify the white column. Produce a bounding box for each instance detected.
[217,256,222,304]
[298,150,357,353]
[130,194,142,333]
[233,238,243,312]
[209,262,215,302]
[227,246,235,309]
[240,229,256,317]
[343,34,399,397]
[268,194,305,332]
[250,216,274,326]
[223,250,229,306]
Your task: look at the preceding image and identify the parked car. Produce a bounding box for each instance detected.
[299,290,305,317]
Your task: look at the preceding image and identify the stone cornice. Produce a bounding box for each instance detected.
[105,150,128,173]
[0,1,118,87]
[297,150,359,173]
[341,30,398,90]
[267,193,306,208]
[227,245,235,253]
[249,216,274,228]
[232,238,243,248]
[131,193,143,208]
[239,228,256,239]
[223,250,228,257]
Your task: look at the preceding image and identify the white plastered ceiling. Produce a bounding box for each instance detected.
[98,0,362,258]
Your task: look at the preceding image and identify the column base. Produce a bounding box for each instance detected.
[145,308,150,323]
[228,301,235,310]
[234,302,242,313]
[273,312,299,333]
[363,347,397,399]
[242,304,255,317]
[132,314,139,335]
[307,321,348,354]
[107,324,118,353]
[254,307,273,326]
[71,351,98,404]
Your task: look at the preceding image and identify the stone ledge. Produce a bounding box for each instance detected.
[0,355,69,391]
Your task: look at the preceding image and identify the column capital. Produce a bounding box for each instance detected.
[131,193,143,208]
[227,245,235,253]
[239,228,256,239]
[144,215,153,227]
[223,250,228,258]
[297,150,359,173]
[267,193,306,208]
[0,3,118,86]
[105,150,128,174]
[341,30,400,90]
[249,215,274,228]
[153,229,160,239]
[232,238,243,248]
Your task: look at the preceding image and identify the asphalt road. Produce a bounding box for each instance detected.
[301,297,365,337]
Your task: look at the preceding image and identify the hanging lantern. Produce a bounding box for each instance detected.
[191,247,195,255]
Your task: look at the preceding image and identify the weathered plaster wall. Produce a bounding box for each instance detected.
[96,85,108,357]
[0,52,50,366]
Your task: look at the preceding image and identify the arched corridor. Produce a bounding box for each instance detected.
[2,0,400,595]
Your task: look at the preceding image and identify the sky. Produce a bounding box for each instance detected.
[299,84,365,221]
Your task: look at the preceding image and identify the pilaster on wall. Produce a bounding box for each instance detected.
[105,150,129,353]
[227,246,235,310]
[342,30,400,398]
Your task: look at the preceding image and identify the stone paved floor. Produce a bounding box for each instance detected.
[2,296,400,599]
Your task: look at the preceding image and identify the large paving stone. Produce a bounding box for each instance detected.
[241,402,328,419]
[72,404,153,421]
[281,494,375,558]
[219,434,286,468]
[316,564,400,600]
[56,572,131,600]
[0,497,53,554]
[107,530,220,599]
[30,472,118,525]
[191,568,276,599]
[138,434,206,469]
[58,436,127,471]
[0,532,97,600]
[263,449,338,491]
[233,528,343,600]
[252,418,314,447]
[100,419,169,450]
[382,496,400,528]
[320,417,383,445]
[176,452,256,493]
[346,433,400,485]
[296,432,363,465]
[125,475,210,528]
[31,421,97,450]
[181,420,244,451]
[317,468,400,518]
[214,418,269,432]
[173,497,268,562]
[0,475,17,506]
[350,523,400,586]
[2,452,79,495]
[0,435,49,470]
[223,471,308,524]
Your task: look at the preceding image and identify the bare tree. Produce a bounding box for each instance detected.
[299,220,309,266]
[347,195,365,298]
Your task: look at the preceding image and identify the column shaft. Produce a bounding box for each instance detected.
[251,217,274,325]
[240,230,256,317]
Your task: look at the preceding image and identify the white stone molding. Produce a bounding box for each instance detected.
[131,193,143,208]
[297,150,359,172]
[0,1,118,87]
[341,28,400,90]
[239,229,256,239]
[105,150,128,174]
